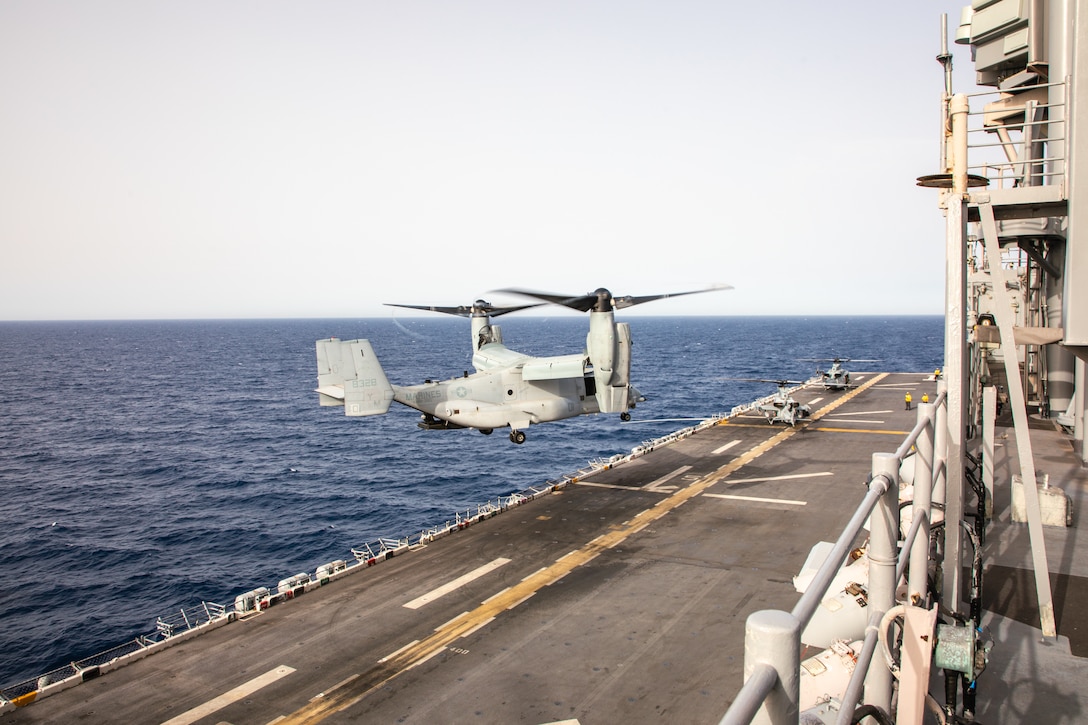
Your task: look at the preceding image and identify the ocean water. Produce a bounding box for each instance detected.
[0,315,943,686]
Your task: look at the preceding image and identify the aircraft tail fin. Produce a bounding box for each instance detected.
[315,338,394,416]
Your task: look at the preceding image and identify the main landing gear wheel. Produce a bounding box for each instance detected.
[480,428,493,435]
[509,430,526,444]
[620,412,631,422]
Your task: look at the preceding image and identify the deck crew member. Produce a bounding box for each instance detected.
[905,392,913,410]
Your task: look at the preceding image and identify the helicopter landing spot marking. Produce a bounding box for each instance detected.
[703,493,807,506]
[641,465,692,493]
[808,397,824,405]
[403,558,511,610]
[712,439,742,455]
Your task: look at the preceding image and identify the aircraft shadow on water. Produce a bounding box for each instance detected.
[315,286,730,444]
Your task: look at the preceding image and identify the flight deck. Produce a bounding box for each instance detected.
[7,371,1086,724]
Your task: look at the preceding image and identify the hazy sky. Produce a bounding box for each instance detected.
[1,1,977,320]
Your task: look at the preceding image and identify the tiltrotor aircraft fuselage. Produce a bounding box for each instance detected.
[315,286,728,443]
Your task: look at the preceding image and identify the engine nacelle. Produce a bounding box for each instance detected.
[587,314,633,414]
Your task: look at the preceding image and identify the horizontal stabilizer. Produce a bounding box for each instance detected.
[315,338,394,416]
[315,384,345,404]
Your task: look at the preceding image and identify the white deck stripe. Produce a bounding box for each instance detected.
[403,558,511,609]
[712,439,742,455]
[727,471,832,484]
[820,418,885,424]
[641,465,692,491]
[160,665,296,725]
[829,409,893,416]
[703,493,807,506]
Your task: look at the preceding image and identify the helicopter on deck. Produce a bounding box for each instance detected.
[315,286,730,444]
[725,378,813,426]
[800,357,879,391]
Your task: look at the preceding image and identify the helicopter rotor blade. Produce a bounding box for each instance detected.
[498,284,732,313]
[385,300,543,318]
[494,289,600,312]
[613,285,733,310]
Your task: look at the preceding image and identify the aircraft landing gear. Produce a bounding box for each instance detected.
[620,412,631,422]
[509,430,526,444]
[480,428,493,435]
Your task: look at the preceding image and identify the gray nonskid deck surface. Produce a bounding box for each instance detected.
[972,421,1088,724]
[8,372,1084,724]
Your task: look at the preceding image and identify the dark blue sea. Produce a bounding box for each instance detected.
[0,316,943,686]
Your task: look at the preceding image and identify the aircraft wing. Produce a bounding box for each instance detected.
[522,353,587,381]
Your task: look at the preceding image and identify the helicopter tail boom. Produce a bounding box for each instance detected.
[315,338,395,416]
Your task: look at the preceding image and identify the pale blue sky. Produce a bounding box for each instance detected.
[0,1,977,320]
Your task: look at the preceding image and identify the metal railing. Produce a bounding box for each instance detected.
[0,601,229,707]
[720,390,948,725]
[963,80,1067,191]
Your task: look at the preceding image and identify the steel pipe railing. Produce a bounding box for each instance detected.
[721,390,948,725]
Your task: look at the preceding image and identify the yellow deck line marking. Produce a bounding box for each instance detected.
[459,616,496,638]
[481,586,512,605]
[278,375,890,725]
[377,640,420,663]
[703,493,807,506]
[310,673,360,702]
[403,558,511,609]
[160,665,295,725]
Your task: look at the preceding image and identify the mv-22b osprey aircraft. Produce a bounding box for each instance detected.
[315,286,729,444]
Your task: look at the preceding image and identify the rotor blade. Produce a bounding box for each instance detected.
[612,284,733,310]
[385,301,543,318]
[495,289,599,312]
[499,284,732,313]
[486,303,546,317]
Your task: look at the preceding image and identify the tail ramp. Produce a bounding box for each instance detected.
[315,338,394,416]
